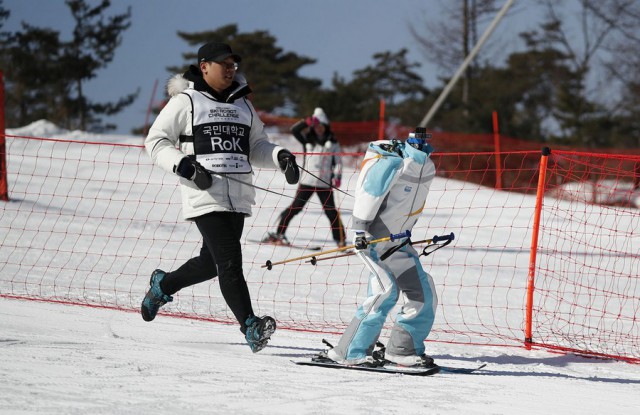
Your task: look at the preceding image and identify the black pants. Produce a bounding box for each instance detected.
[160,211,254,333]
[277,184,345,244]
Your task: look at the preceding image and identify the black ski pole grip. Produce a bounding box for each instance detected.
[432,232,455,243]
[389,230,411,242]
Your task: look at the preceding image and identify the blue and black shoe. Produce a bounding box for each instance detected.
[141,269,173,322]
[245,315,276,353]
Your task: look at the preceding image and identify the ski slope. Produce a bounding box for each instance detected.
[1,121,639,414]
[1,298,639,414]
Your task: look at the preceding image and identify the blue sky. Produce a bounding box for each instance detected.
[2,0,542,134]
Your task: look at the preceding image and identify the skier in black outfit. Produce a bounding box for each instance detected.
[263,108,346,247]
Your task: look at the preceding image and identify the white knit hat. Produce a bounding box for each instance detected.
[312,107,330,125]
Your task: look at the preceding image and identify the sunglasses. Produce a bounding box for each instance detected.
[215,61,239,71]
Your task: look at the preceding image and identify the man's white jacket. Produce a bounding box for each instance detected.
[145,72,285,219]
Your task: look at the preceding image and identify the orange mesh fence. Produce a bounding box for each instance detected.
[1,131,638,363]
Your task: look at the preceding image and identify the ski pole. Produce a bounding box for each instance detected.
[419,232,455,257]
[378,232,455,261]
[306,251,355,265]
[262,230,411,270]
[412,232,455,246]
[306,232,455,266]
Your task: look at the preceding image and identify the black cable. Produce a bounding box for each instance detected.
[297,165,353,198]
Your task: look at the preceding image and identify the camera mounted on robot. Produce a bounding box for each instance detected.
[406,127,433,154]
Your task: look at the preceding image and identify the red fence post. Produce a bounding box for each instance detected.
[0,71,8,201]
[525,146,551,348]
[378,98,385,140]
[492,110,502,190]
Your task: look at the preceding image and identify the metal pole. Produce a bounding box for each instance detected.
[419,0,515,128]
[143,79,158,137]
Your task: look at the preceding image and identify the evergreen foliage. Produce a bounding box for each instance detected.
[0,1,637,148]
[0,0,138,132]
[170,24,320,114]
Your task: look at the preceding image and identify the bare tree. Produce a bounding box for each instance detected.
[542,1,640,101]
[540,0,640,144]
[409,0,501,111]
[587,1,640,115]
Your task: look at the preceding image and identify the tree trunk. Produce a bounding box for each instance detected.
[77,78,85,131]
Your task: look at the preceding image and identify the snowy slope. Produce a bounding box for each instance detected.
[1,121,639,414]
[1,298,639,415]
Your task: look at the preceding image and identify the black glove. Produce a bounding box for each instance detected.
[353,231,369,250]
[277,150,300,185]
[176,158,213,190]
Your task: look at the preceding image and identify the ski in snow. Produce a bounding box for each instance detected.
[293,360,486,375]
[293,360,441,376]
[437,364,486,374]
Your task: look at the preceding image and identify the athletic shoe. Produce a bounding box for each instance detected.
[141,269,173,322]
[245,315,276,353]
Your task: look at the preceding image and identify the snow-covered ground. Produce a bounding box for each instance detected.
[2,298,640,415]
[1,121,639,414]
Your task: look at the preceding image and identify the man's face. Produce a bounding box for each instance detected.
[200,58,238,93]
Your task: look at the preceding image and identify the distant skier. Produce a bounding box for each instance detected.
[321,127,438,368]
[262,107,346,247]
